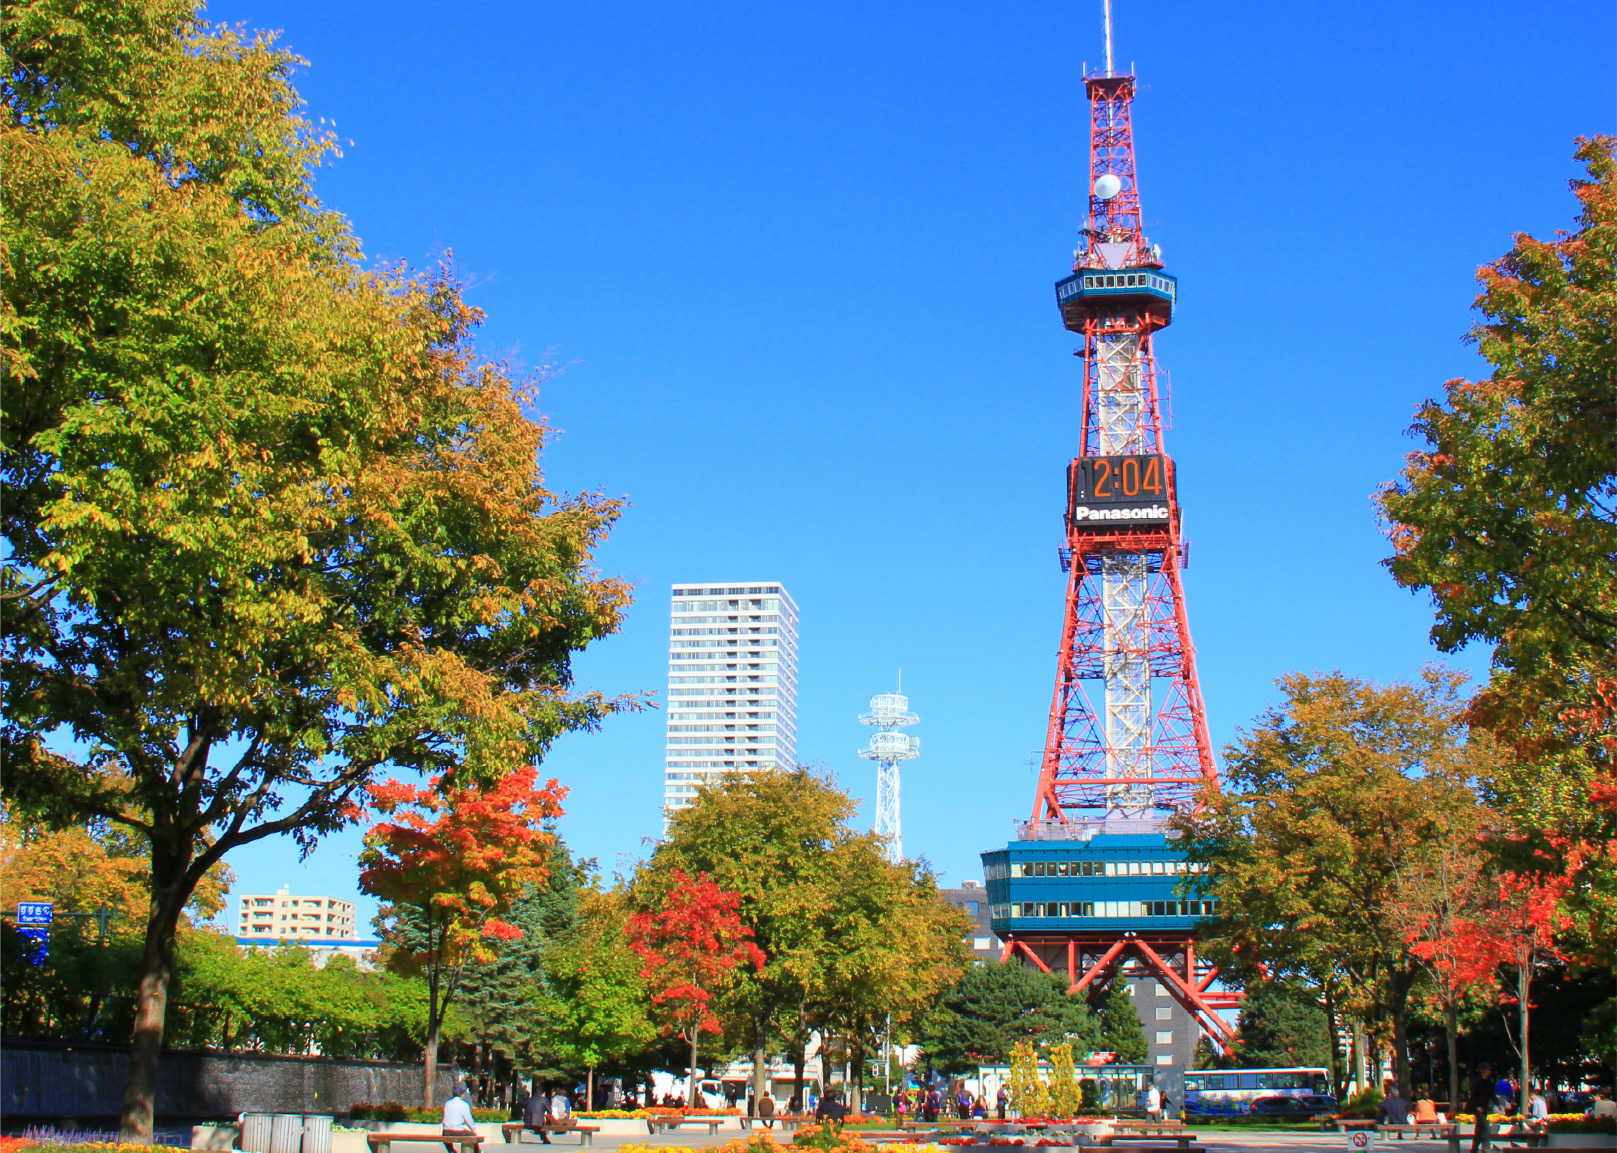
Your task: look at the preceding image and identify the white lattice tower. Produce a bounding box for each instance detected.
[859,689,919,863]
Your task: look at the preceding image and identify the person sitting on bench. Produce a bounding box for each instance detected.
[1381,1081,1414,1136]
[443,1082,478,1153]
[523,1079,552,1145]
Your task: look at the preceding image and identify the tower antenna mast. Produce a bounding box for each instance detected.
[1103,0,1114,75]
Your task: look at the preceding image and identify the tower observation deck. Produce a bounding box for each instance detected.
[979,9,1237,1068]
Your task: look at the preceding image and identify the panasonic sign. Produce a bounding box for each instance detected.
[1073,505,1170,522]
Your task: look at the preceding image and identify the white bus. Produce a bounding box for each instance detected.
[1183,1068,1333,1116]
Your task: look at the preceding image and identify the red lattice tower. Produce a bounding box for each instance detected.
[1033,70,1216,824]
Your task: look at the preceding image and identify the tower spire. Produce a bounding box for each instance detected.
[1103,0,1114,75]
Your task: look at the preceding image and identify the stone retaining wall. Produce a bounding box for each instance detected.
[1,1039,454,1122]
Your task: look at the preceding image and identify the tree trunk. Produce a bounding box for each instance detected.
[751,1045,769,1116]
[1446,1002,1460,1113]
[1323,983,1345,1100]
[1518,964,1531,1117]
[587,1067,595,1113]
[1392,991,1413,1096]
[851,1031,865,1108]
[425,928,443,1110]
[1352,1020,1363,1097]
[791,1039,808,1112]
[118,846,191,1141]
[687,1026,700,1106]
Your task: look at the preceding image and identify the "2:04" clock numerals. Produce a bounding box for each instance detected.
[1080,454,1170,502]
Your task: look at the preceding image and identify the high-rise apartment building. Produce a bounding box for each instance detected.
[663,581,799,816]
[237,887,358,940]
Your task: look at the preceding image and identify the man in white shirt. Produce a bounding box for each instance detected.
[442,1081,477,1153]
[1527,1092,1549,1131]
[1146,1084,1163,1121]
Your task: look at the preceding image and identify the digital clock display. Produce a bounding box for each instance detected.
[1068,454,1175,529]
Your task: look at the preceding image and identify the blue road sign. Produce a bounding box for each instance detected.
[15,902,52,964]
[17,902,54,925]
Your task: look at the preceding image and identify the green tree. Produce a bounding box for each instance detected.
[1,0,629,1134]
[453,841,584,1095]
[921,960,1100,1074]
[1178,669,1489,1095]
[1047,1042,1081,1119]
[1376,136,1617,959]
[646,767,967,1107]
[1234,982,1332,1068]
[1095,985,1146,1065]
[1008,1038,1048,1118]
[533,886,658,1105]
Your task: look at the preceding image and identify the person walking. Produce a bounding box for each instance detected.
[1145,1083,1163,1122]
[996,1085,1009,1121]
[924,1087,941,1123]
[1468,1063,1495,1152]
[441,1082,478,1153]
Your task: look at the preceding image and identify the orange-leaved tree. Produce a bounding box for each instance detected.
[360,766,566,1106]
[627,869,764,1106]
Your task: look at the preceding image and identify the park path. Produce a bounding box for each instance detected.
[561,1131,1460,1153]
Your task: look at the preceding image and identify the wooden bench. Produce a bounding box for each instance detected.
[1103,1136,1197,1150]
[500,1122,600,1146]
[367,1133,485,1153]
[1106,1122,1193,1149]
[1376,1122,1460,1153]
[1113,1120,1185,1131]
[741,1114,808,1133]
[646,1116,731,1136]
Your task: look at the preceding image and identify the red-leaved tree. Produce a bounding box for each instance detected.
[360,766,566,1105]
[627,870,765,1105]
[1403,839,1497,1109]
[1450,870,1570,1115]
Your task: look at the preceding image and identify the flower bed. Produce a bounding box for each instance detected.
[1547,1118,1617,1135]
[574,1110,651,1119]
[936,1138,1073,1147]
[2,1128,192,1153]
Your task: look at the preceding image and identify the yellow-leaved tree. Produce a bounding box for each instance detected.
[2,0,630,1136]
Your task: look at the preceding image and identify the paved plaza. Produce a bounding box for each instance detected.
[543,1131,1466,1153]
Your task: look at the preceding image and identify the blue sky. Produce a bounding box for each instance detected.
[203,0,1615,929]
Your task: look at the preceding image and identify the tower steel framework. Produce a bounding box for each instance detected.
[989,24,1237,1056]
[860,689,918,864]
[1034,68,1215,823]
